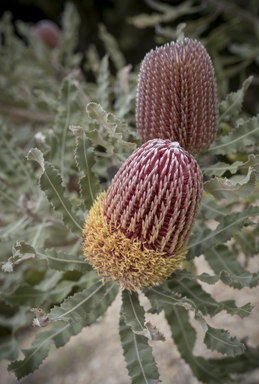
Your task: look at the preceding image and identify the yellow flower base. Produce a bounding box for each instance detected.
[82,192,186,291]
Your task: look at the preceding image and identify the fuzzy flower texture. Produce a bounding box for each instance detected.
[83,140,203,291]
[136,38,218,154]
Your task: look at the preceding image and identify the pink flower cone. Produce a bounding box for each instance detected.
[82,139,203,291]
[136,38,218,155]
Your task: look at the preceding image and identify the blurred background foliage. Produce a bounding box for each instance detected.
[1,0,259,382]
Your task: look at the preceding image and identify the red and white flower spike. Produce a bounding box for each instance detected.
[82,139,203,291]
[136,38,218,155]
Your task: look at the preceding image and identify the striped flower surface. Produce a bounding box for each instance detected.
[136,38,218,155]
[82,139,203,291]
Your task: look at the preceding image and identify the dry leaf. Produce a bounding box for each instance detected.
[30,308,65,327]
[133,321,166,342]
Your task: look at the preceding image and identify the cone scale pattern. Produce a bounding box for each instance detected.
[82,139,203,291]
[136,38,218,155]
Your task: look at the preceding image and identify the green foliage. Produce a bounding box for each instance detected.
[120,291,160,384]
[0,2,259,384]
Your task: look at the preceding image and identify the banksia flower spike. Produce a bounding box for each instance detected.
[32,20,61,49]
[82,139,203,291]
[136,38,218,155]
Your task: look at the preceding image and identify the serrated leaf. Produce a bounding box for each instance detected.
[36,247,90,272]
[121,290,145,332]
[145,282,251,320]
[146,283,249,361]
[204,325,245,356]
[40,162,84,236]
[204,167,257,202]
[204,245,258,288]
[8,281,118,380]
[2,240,36,272]
[173,269,220,285]
[201,161,243,177]
[27,147,45,170]
[218,76,253,126]
[238,154,259,175]
[85,128,114,155]
[74,132,100,209]
[119,314,160,384]
[98,23,126,70]
[164,305,228,384]
[48,281,117,324]
[8,321,85,380]
[52,76,85,179]
[28,148,84,237]
[206,115,259,155]
[166,279,252,318]
[187,206,259,259]
[208,341,259,376]
[1,278,92,308]
[86,102,136,152]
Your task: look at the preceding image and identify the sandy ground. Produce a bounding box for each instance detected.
[1,255,259,384]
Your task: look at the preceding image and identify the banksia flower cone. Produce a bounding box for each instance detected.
[32,20,61,49]
[82,139,203,291]
[136,38,218,155]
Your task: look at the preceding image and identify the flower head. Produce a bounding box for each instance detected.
[136,38,218,155]
[82,139,203,291]
[32,20,61,49]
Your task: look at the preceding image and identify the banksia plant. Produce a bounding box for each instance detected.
[32,20,61,49]
[2,6,259,384]
[82,139,203,291]
[136,38,218,154]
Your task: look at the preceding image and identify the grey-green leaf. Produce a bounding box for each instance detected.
[49,281,117,324]
[204,245,258,288]
[218,76,253,125]
[36,247,90,272]
[74,132,100,209]
[121,290,145,332]
[201,161,243,177]
[206,115,259,155]
[7,278,118,380]
[204,167,257,202]
[28,148,84,237]
[187,206,259,259]
[119,315,160,384]
[164,305,228,384]
[204,325,245,356]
